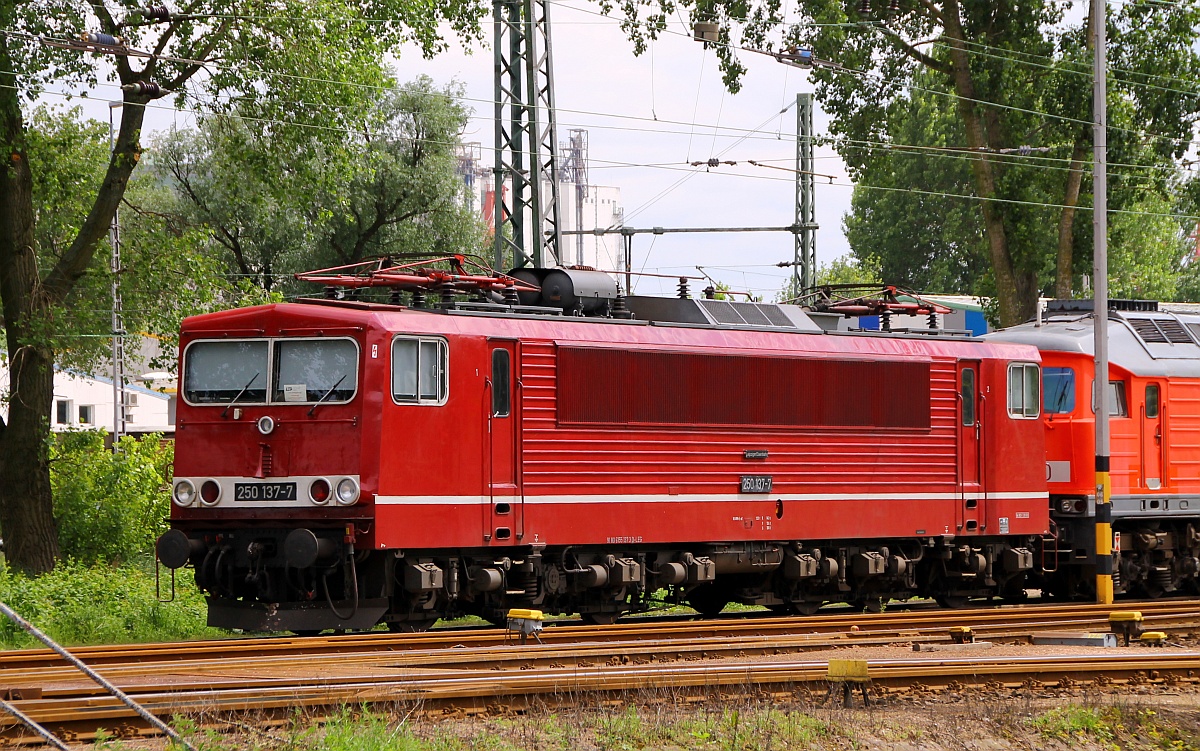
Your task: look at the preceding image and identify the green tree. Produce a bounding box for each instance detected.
[777,254,881,300]
[613,0,1200,326]
[156,75,484,292]
[1,1,486,574]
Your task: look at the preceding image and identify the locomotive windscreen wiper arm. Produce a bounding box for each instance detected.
[308,374,347,417]
[221,372,260,419]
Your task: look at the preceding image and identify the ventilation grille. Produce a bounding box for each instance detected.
[1128,317,1195,344]
[697,299,796,328]
[558,347,930,429]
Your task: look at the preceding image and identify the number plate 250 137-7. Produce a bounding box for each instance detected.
[739,475,773,494]
[234,482,297,501]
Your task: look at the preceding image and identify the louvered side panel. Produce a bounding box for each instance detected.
[1167,381,1200,487]
[521,342,959,498]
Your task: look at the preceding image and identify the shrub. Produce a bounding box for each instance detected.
[50,430,173,565]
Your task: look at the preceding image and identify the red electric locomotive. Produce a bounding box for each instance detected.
[157,260,1049,632]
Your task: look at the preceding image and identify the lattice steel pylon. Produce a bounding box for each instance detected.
[794,93,817,292]
[493,0,562,270]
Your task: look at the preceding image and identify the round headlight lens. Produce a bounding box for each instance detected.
[172,479,197,507]
[200,480,221,506]
[336,477,360,505]
[310,478,331,505]
[257,415,275,435]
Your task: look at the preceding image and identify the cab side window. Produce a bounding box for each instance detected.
[1007,362,1041,418]
[392,337,448,404]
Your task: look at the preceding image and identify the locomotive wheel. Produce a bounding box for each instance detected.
[854,597,883,614]
[687,585,730,617]
[934,594,970,609]
[387,618,438,633]
[792,600,822,615]
[581,611,621,625]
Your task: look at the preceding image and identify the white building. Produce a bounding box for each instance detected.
[556,184,625,271]
[0,346,176,437]
[46,370,174,435]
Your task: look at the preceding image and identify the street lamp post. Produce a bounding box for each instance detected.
[108,100,126,451]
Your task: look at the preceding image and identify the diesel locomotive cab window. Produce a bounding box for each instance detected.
[1043,367,1076,414]
[1092,380,1129,417]
[1146,384,1160,418]
[183,340,269,404]
[271,338,358,403]
[1007,362,1041,419]
[392,337,448,404]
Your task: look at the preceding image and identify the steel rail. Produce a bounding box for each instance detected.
[1,598,1196,672]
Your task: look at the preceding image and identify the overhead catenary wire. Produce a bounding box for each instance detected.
[18,0,1200,159]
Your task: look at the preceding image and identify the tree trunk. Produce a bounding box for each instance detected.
[0,41,60,573]
[1056,139,1089,299]
[0,25,151,573]
[940,0,1033,327]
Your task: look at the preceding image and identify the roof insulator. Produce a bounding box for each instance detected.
[141,5,171,21]
[858,0,871,15]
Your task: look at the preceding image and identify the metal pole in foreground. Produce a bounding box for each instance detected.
[0,697,70,751]
[0,601,197,751]
[1092,0,1114,605]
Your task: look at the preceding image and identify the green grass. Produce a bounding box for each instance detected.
[0,561,221,649]
[1030,706,1117,742]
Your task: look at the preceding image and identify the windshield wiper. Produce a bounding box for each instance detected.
[308,374,348,417]
[221,373,261,419]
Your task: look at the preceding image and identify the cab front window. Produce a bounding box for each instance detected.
[272,339,358,403]
[183,340,269,404]
[181,337,359,405]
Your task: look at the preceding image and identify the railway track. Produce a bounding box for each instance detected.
[2,599,1199,745]
[3,597,1197,670]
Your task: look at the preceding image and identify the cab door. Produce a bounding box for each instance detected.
[957,362,983,533]
[1142,381,1165,490]
[487,340,521,542]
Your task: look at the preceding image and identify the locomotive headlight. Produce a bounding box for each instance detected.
[335,477,360,505]
[172,479,197,507]
[309,478,331,505]
[199,480,221,506]
[1059,499,1073,513]
[256,415,275,435]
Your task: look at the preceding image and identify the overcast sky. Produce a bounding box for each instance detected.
[62,0,856,300]
[393,0,855,299]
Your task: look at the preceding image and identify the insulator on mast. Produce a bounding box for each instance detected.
[83,32,125,46]
[141,5,171,21]
[121,81,166,96]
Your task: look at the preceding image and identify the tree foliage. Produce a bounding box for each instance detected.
[1,0,488,573]
[611,0,1200,325]
[156,75,485,292]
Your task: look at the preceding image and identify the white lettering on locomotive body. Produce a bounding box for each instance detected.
[606,536,643,544]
